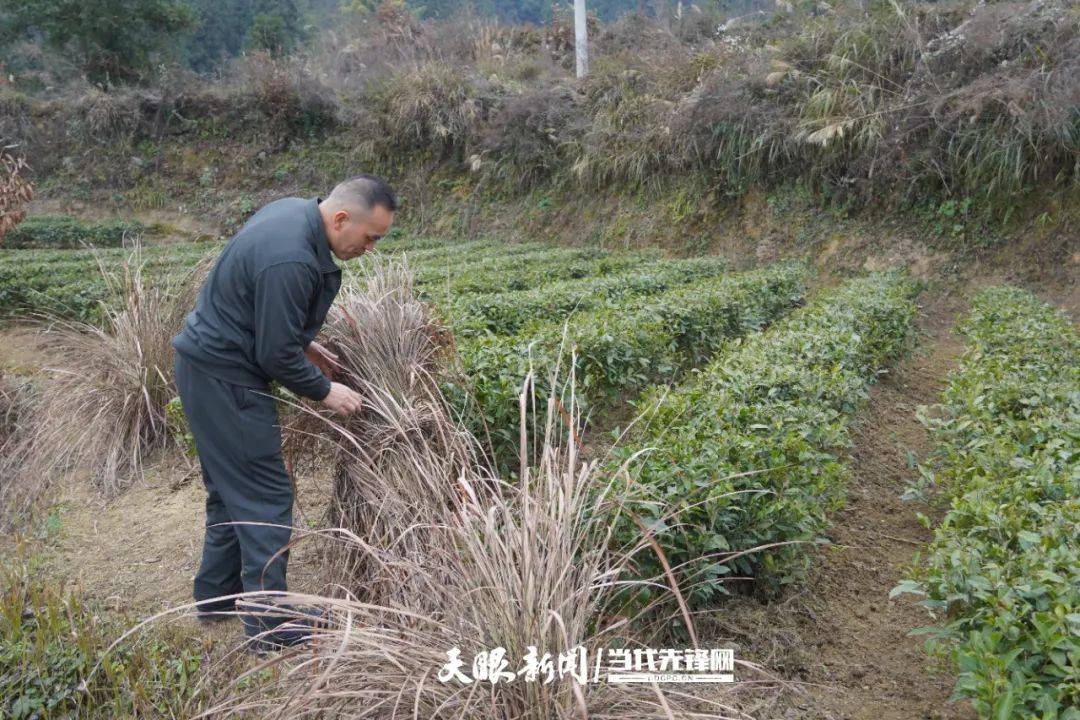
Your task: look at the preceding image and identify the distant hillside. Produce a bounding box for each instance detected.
[1,0,1076,259]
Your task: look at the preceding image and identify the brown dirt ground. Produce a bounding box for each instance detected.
[13,460,339,658]
[40,460,335,611]
[0,325,46,374]
[779,288,974,719]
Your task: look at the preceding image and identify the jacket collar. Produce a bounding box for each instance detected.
[306,197,340,273]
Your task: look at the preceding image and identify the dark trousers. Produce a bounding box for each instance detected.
[173,352,293,637]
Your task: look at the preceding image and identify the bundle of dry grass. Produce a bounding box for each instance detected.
[10,245,209,503]
[0,373,26,449]
[0,372,34,524]
[282,254,466,602]
[204,376,759,719]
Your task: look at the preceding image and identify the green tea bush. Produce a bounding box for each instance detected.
[445,256,730,337]
[0,563,204,718]
[3,216,146,249]
[450,261,808,469]
[898,286,1079,719]
[414,247,660,297]
[390,237,541,267]
[0,236,551,322]
[0,243,218,322]
[611,272,919,606]
[0,241,574,322]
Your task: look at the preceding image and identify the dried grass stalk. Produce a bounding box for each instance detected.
[0,373,27,449]
[0,144,33,243]
[0,373,35,524]
[284,254,468,602]
[206,381,754,718]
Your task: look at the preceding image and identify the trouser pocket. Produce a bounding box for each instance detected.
[233,386,283,463]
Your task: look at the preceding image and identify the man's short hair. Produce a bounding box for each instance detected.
[327,174,398,213]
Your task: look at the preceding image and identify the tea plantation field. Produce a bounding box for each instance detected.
[2,230,1076,719]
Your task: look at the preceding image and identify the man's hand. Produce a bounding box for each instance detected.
[322,382,363,415]
[305,340,341,379]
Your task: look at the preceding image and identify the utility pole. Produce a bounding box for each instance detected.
[574,0,588,77]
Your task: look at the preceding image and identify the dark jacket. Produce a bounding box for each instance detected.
[172,197,341,401]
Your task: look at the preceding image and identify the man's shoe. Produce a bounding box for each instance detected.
[246,625,313,654]
[195,600,238,625]
[243,607,328,654]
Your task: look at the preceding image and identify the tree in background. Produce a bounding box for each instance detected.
[182,0,307,70]
[4,0,194,83]
[183,0,259,72]
[246,0,307,55]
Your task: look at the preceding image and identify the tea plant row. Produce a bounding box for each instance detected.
[0,237,629,322]
[898,286,1079,719]
[2,216,147,249]
[442,256,730,337]
[609,272,920,607]
[448,261,809,470]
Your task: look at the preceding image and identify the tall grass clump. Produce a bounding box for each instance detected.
[0,373,33,525]
[570,61,685,191]
[236,54,340,148]
[783,0,1077,208]
[0,373,29,455]
[9,245,208,505]
[369,63,495,159]
[285,255,468,600]
[480,85,585,189]
[0,143,33,242]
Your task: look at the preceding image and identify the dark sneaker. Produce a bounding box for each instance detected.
[243,605,327,654]
[196,610,235,625]
[194,600,238,625]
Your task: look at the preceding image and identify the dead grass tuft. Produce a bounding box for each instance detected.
[298,255,468,601]
[0,143,33,242]
[0,372,34,524]
[3,244,211,518]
